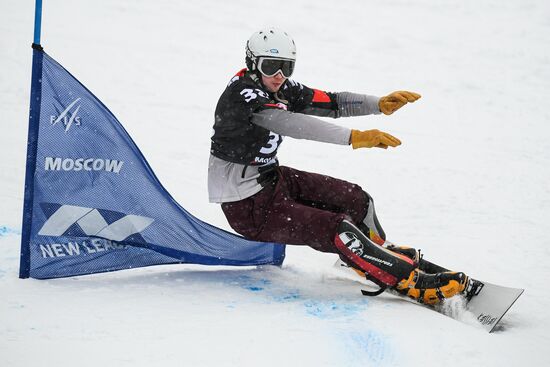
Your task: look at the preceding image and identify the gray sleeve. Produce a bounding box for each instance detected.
[252,109,351,146]
[336,92,381,117]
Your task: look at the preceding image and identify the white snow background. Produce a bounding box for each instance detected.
[1,0,549,366]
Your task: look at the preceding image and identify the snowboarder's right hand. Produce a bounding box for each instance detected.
[350,129,401,149]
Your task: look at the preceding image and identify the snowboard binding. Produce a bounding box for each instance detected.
[335,219,476,305]
[394,269,470,305]
[464,278,484,301]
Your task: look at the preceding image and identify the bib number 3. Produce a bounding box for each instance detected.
[240,88,269,102]
[259,132,281,154]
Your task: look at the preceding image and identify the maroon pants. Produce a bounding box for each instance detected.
[221,166,368,253]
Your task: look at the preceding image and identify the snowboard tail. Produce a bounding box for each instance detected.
[334,259,524,332]
[417,258,524,331]
[465,280,523,332]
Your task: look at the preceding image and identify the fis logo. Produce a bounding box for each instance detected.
[50,98,82,132]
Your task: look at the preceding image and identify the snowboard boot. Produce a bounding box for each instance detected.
[335,220,470,304]
[382,242,421,264]
[394,269,469,305]
[334,220,416,288]
[338,242,421,277]
[358,207,421,265]
[359,220,446,275]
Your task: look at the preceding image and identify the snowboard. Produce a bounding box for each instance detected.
[462,280,523,332]
[334,259,524,333]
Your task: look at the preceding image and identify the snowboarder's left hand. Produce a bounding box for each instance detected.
[379,91,421,115]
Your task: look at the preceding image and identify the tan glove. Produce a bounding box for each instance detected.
[350,129,401,149]
[379,91,421,115]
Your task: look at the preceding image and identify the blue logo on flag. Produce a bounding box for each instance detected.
[20,49,285,279]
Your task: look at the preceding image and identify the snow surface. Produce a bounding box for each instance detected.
[1,0,549,366]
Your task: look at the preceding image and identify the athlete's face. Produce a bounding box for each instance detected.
[261,72,286,93]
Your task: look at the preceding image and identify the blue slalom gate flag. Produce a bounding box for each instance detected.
[19,47,285,279]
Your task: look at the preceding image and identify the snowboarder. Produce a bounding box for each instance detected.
[209,28,469,305]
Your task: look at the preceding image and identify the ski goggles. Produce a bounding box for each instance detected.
[257,57,295,78]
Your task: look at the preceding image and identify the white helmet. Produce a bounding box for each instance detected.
[246,28,296,72]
